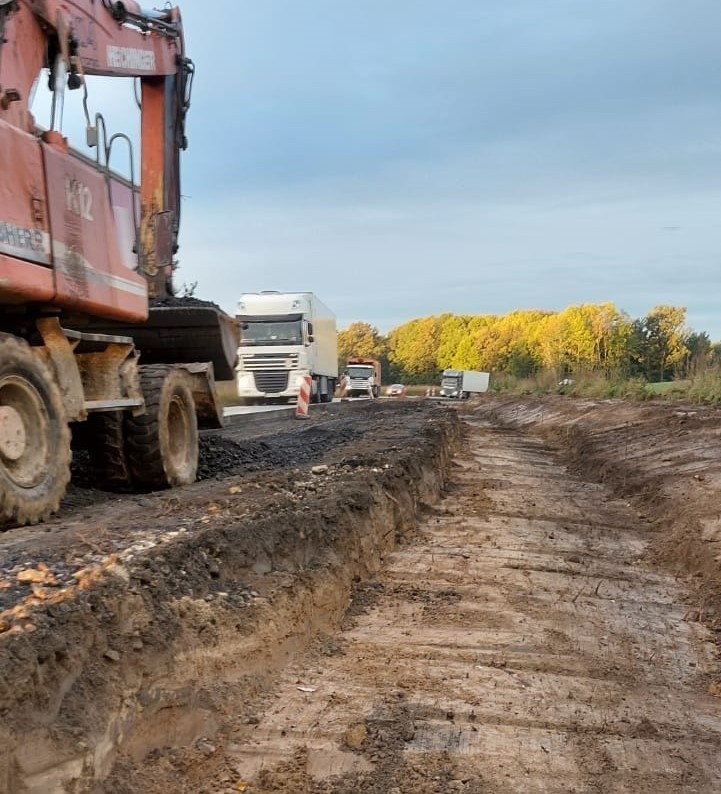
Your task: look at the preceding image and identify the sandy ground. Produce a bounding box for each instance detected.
[2,395,721,792]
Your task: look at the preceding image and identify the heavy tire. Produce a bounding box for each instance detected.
[0,335,71,525]
[86,411,132,490]
[125,366,198,490]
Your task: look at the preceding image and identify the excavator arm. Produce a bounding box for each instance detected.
[33,0,192,297]
[0,0,192,300]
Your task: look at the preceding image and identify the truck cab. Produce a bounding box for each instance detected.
[235,291,338,404]
[439,369,490,399]
[345,358,381,398]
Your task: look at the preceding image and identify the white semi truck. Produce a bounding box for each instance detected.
[439,369,490,399]
[235,292,338,404]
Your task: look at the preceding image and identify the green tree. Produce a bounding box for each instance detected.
[628,305,689,381]
[710,342,721,367]
[681,331,712,377]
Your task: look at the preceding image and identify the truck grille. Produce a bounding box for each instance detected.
[240,352,297,393]
[241,352,298,370]
[254,371,290,392]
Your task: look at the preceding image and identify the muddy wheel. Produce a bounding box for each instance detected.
[0,335,71,525]
[86,411,132,490]
[125,365,198,490]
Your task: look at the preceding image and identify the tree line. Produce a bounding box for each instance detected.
[337,304,721,385]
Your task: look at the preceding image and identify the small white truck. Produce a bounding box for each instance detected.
[235,292,338,404]
[439,369,490,399]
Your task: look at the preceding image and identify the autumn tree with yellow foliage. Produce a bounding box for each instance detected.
[339,303,702,385]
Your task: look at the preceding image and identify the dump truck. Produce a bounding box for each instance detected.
[0,1,238,526]
[344,357,382,398]
[439,369,490,399]
[235,292,338,404]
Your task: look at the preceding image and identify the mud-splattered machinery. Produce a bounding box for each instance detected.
[0,0,238,525]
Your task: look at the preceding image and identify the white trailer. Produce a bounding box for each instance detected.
[235,292,338,404]
[439,369,490,399]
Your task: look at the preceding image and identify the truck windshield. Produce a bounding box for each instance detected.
[347,366,373,378]
[240,320,303,345]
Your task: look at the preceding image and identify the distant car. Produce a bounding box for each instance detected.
[387,383,407,397]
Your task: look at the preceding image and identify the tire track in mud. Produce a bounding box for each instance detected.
[230,416,721,793]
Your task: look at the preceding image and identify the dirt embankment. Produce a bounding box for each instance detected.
[467,395,721,624]
[2,395,721,793]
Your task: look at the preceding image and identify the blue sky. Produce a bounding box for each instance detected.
[48,1,721,339]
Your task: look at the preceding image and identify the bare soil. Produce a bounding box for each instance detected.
[2,395,721,793]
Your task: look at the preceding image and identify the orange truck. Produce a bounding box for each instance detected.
[345,357,382,398]
[0,1,238,526]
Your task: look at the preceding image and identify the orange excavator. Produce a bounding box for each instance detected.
[0,0,238,525]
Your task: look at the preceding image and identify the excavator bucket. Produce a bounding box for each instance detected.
[87,299,240,381]
[140,301,239,381]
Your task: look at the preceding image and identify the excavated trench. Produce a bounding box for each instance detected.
[0,400,459,793]
[2,395,721,793]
